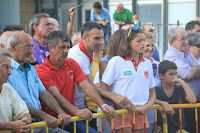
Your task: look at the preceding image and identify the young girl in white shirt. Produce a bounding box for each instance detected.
[101,27,156,133]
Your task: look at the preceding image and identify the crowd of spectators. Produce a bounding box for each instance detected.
[1,1,200,133]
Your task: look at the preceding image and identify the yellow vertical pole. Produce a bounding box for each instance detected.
[122,113,125,133]
[46,126,48,133]
[195,108,198,133]
[31,128,34,133]
[111,119,114,133]
[179,109,182,133]
[133,112,135,133]
[99,117,102,133]
[86,120,89,133]
[74,121,76,133]
[144,114,147,133]
[155,109,157,127]
[161,111,168,133]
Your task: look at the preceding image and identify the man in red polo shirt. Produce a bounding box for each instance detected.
[36,30,117,132]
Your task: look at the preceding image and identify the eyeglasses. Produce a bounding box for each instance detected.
[121,20,134,25]
[0,64,13,71]
[148,29,156,33]
[128,27,143,37]
[18,44,35,50]
[174,36,188,42]
[193,43,200,48]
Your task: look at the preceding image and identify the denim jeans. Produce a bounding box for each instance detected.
[104,31,111,47]
[64,121,98,133]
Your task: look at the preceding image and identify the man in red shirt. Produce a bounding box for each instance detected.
[36,30,116,132]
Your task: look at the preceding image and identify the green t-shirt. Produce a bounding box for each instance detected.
[113,8,133,22]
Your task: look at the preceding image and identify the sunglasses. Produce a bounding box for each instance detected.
[128,27,143,37]
[149,29,156,33]
[194,44,200,48]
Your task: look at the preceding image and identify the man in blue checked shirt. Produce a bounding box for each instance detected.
[6,31,70,133]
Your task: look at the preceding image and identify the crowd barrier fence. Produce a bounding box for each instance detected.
[1,103,200,133]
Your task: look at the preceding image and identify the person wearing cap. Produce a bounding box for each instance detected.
[90,2,111,46]
[113,3,133,25]
[119,20,134,30]
[188,33,200,61]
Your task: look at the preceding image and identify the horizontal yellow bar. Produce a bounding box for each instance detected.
[1,103,200,133]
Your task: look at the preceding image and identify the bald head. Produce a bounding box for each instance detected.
[7,32,33,64]
[0,31,13,49]
[7,31,32,52]
[116,3,124,14]
[0,31,24,50]
[48,18,59,30]
[143,25,153,32]
[193,17,200,22]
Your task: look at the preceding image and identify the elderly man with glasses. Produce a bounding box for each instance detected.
[164,26,200,133]
[6,31,71,133]
[0,49,32,133]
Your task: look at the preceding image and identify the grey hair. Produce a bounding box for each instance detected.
[29,13,50,37]
[46,30,70,48]
[168,26,185,41]
[7,35,19,51]
[0,49,12,63]
[188,33,200,45]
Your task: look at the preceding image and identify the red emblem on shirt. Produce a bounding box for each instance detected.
[67,70,73,79]
[144,70,148,79]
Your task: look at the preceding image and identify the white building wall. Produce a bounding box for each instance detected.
[166,0,196,57]
[0,0,20,31]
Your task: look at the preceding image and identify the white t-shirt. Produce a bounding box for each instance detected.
[68,44,93,109]
[102,56,155,105]
[0,83,29,122]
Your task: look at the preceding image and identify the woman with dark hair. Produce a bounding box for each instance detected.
[95,29,125,133]
[99,29,125,81]
[101,27,156,133]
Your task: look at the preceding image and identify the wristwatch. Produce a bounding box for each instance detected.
[30,60,38,65]
[101,104,108,108]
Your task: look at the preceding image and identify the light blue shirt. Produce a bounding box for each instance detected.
[7,58,45,110]
[90,8,111,34]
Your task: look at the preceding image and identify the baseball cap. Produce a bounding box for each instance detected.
[120,20,134,29]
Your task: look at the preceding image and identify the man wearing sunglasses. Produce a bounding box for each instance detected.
[188,33,200,61]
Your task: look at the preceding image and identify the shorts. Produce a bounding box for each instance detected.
[114,113,150,130]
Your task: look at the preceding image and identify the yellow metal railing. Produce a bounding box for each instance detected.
[1,103,200,133]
